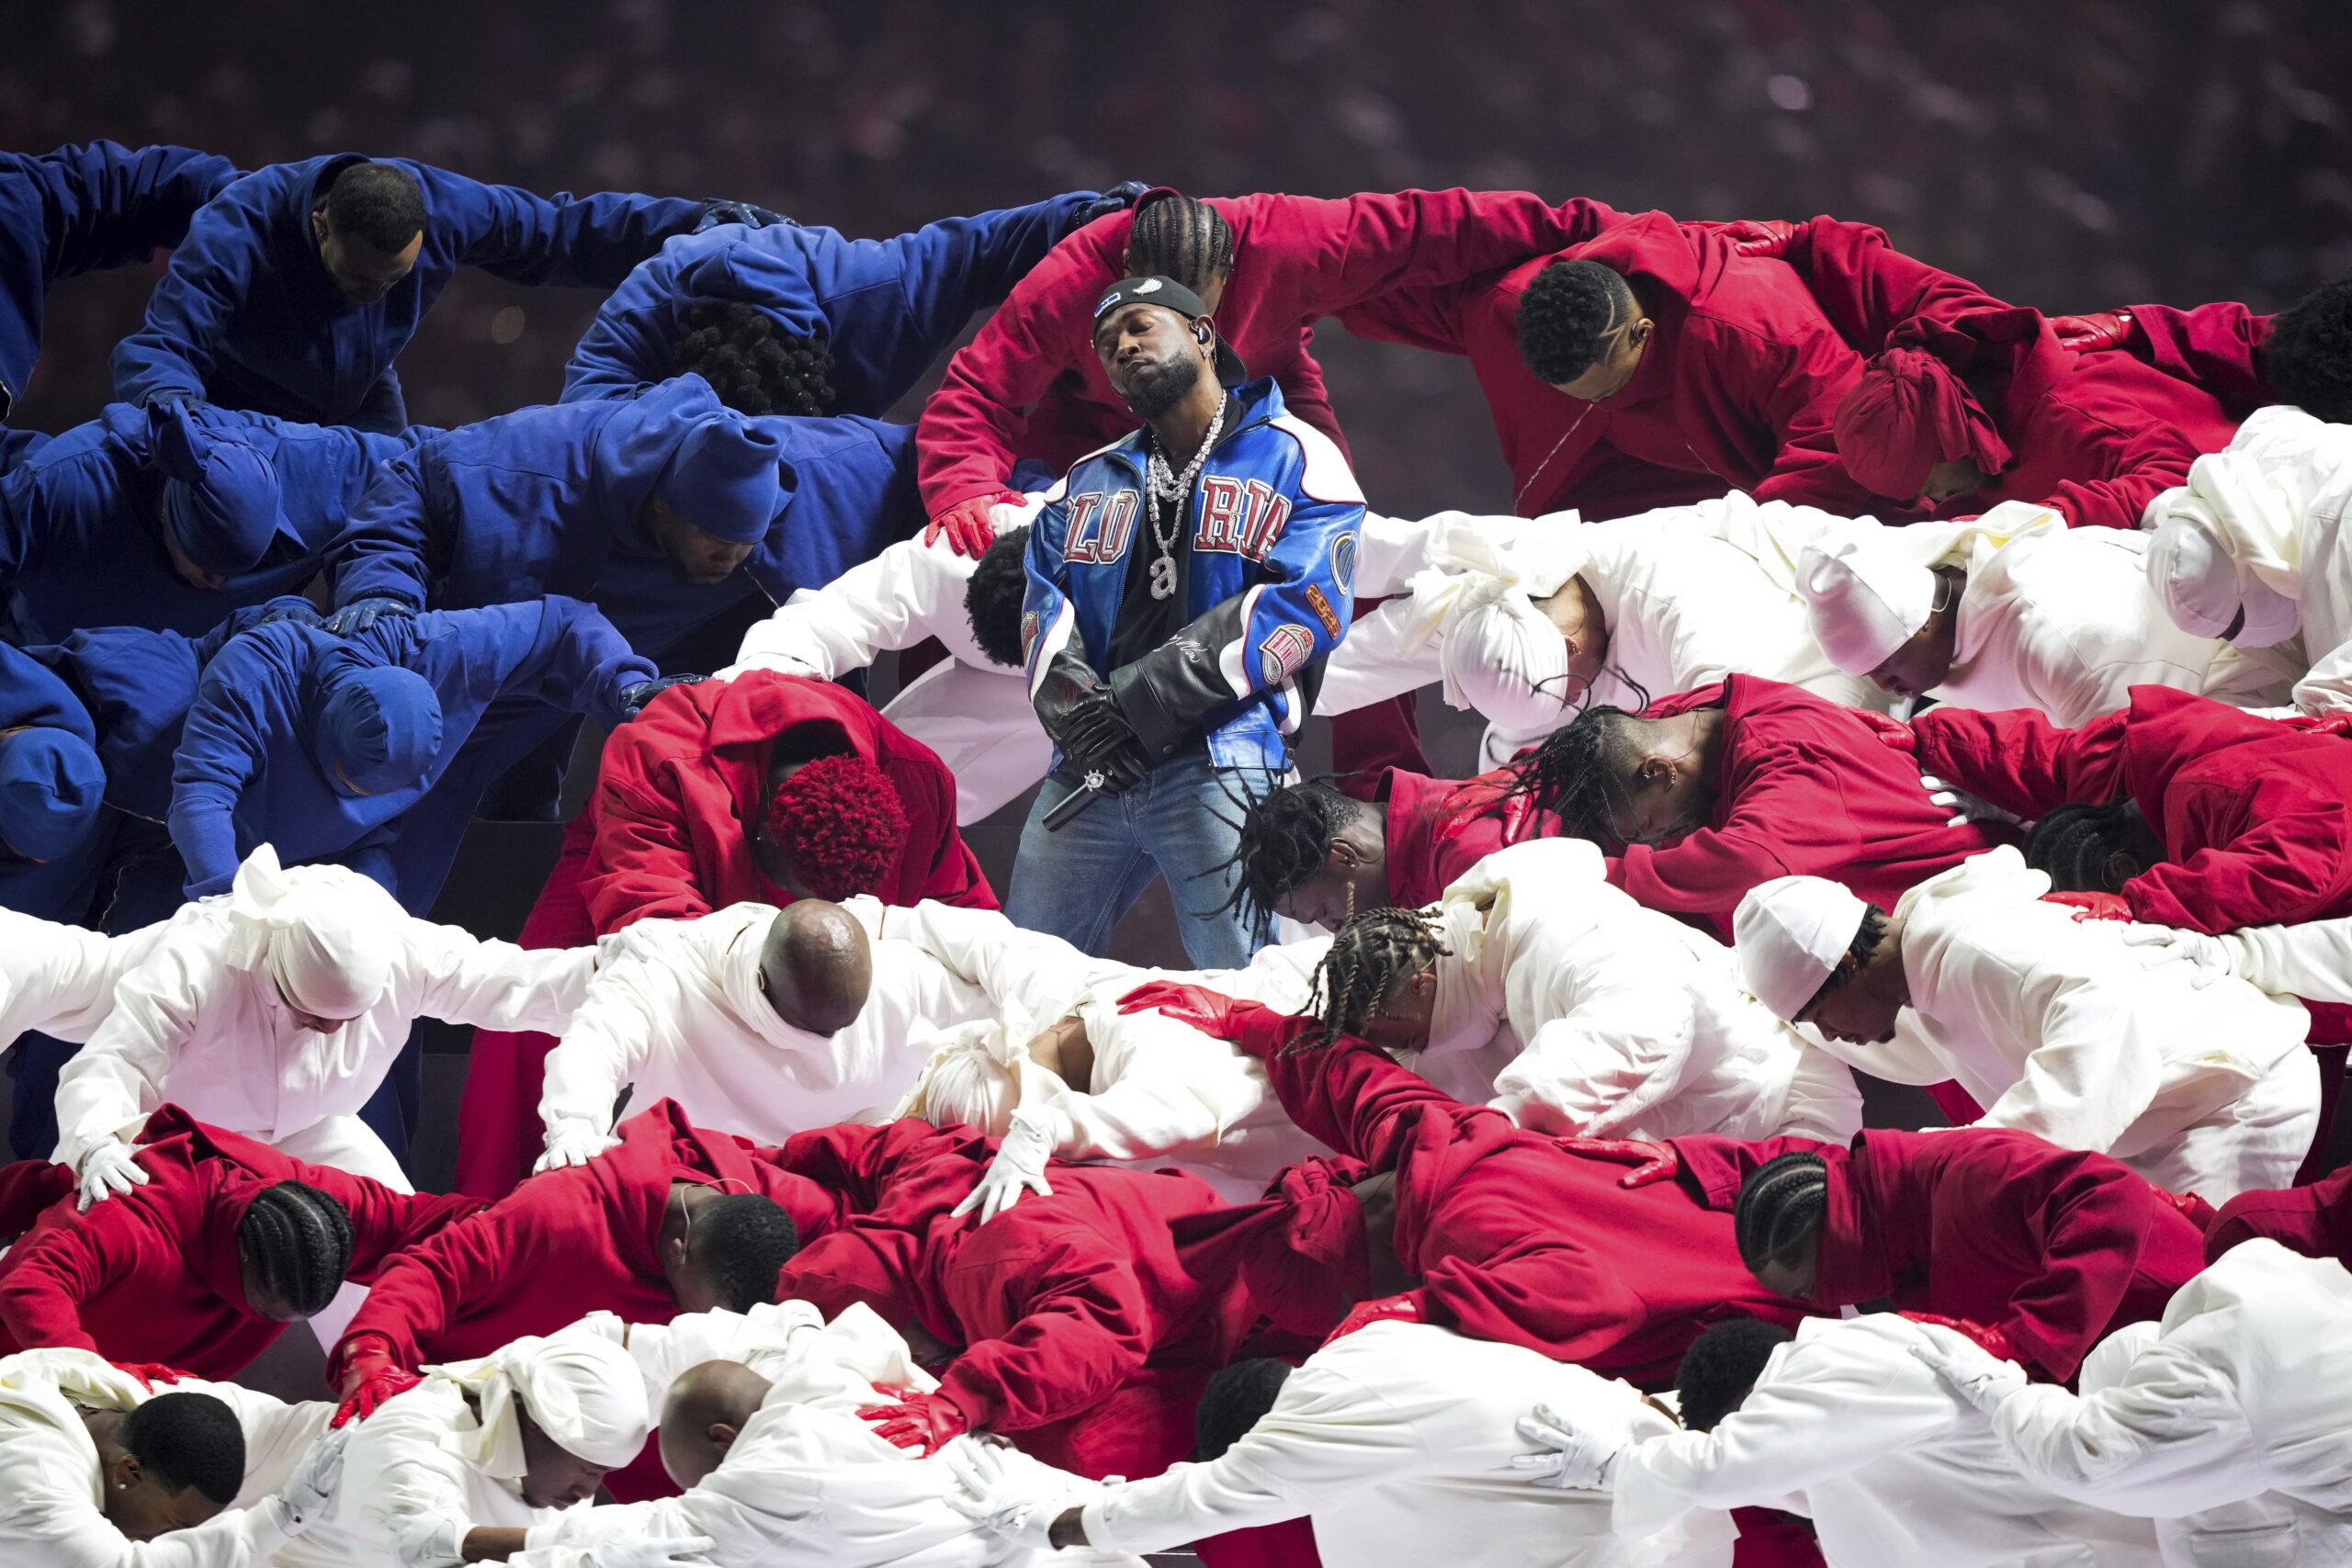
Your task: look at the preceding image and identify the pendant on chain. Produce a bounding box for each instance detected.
[1149,552,1178,600]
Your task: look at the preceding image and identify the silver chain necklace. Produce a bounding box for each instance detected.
[1141,398,1226,601]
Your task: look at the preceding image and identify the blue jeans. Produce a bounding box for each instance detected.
[1005,752,1281,968]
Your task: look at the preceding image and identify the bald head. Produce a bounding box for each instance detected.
[659,1360,774,1489]
[759,900,872,1034]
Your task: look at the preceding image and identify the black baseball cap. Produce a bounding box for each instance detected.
[1091,275,1249,387]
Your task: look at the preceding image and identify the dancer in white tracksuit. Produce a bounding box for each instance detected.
[1795,501,2287,724]
[1733,848,2319,1202]
[55,846,594,1197]
[1518,1313,2163,1567]
[1916,1239,2352,1568]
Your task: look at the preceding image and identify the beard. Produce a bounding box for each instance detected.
[1117,348,1204,420]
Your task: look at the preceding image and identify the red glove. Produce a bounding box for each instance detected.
[856,1388,970,1456]
[924,490,1023,558]
[1320,1291,1424,1346]
[111,1361,191,1392]
[2154,1184,2219,1230]
[1899,1312,2018,1363]
[1115,980,1318,1060]
[331,1337,423,1427]
[1557,1137,1681,1189]
[2052,309,2136,354]
[1852,707,1917,754]
[2042,889,2134,922]
[1719,218,1797,257]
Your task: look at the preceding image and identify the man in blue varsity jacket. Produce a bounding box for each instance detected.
[1009,275,1365,965]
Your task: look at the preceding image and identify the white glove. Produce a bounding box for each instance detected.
[274,1426,350,1534]
[951,1105,1069,1224]
[1910,1330,2030,1415]
[1510,1402,1624,1490]
[2118,923,2233,989]
[75,1138,150,1211]
[585,1537,718,1568]
[1919,773,2024,830]
[535,1119,622,1174]
[943,1441,1070,1550]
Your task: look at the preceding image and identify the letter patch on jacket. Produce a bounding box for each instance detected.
[1196,475,1292,560]
[1064,491,1139,565]
[1259,622,1316,686]
[1305,583,1342,639]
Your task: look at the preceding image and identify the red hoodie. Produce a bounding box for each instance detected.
[0,1108,479,1379]
[1339,211,1887,519]
[584,671,993,933]
[1673,1127,2205,1382]
[914,188,1626,513]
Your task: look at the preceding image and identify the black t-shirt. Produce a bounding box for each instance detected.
[1102,394,1240,672]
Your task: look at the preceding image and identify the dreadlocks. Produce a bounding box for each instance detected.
[1503,698,1649,840]
[1126,192,1236,294]
[1303,906,1450,1053]
[237,1179,356,1317]
[673,301,839,417]
[1220,777,1362,938]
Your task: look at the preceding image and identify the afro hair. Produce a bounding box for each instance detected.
[765,751,909,900]
[1516,259,1639,385]
[674,301,839,417]
[1674,1317,1795,1433]
[1193,1358,1293,1461]
[2267,273,2352,424]
[964,525,1033,669]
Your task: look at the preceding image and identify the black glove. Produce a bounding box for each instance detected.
[620,672,710,720]
[1035,649,1151,794]
[695,199,796,233]
[1074,181,1152,227]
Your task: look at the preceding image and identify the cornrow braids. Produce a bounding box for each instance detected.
[2024,799,2143,893]
[674,301,839,417]
[1732,1151,1829,1278]
[1217,776,1361,942]
[1501,693,1649,842]
[1126,193,1236,294]
[237,1180,356,1317]
[1302,906,1451,1055]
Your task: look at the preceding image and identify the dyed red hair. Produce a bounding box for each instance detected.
[765,752,909,899]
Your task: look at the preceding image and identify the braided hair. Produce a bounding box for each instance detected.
[2024,799,2147,893]
[1220,777,1360,940]
[237,1180,356,1318]
[1502,696,1649,842]
[1303,906,1451,1054]
[1516,259,1638,384]
[1126,193,1236,293]
[674,302,838,417]
[1732,1151,1830,1279]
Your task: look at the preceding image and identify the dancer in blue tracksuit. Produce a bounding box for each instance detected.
[167,597,670,912]
[109,152,775,432]
[561,185,1139,415]
[322,371,912,657]
[0,401,426,643]
[1011,276,1365,967]
[0,642,110,924]
[0,140,238,445]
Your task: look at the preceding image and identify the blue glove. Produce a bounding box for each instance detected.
[248,600,324,629]
[696,199,795,232]
[1075,181,1152,226]
[322,597,417,637]
[620,672,710,720]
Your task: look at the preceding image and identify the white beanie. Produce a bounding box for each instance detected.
[428,1329,650,1474]
[2144,503,2301,648]
[225,845,397,1021]
[1796,539,1936,675]
[1733,874,1871,1022]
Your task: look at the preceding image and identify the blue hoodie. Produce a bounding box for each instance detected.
[109,152,707,432]
[561,191,1100,414]
[166,598,656,902]
[0,641,110,920]
[1,141,238,422]
[328,375,923,657]
[0,404,428,644]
